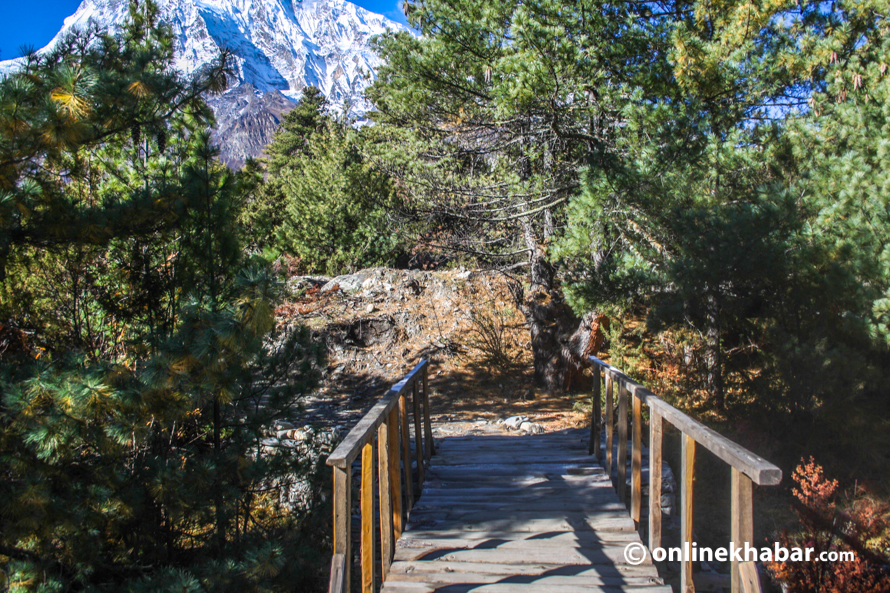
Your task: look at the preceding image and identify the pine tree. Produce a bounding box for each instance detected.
[0,3,330,591]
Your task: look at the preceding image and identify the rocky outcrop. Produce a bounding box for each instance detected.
[206,84,297,168]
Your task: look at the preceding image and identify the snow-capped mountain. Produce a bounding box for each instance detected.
[0,0,407,167]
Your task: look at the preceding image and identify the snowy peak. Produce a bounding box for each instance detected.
[4,0,405,109]
[1,0,408,167]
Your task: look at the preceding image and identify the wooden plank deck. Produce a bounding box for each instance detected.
[381,430,669,593]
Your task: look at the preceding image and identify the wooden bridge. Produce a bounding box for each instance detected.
[326,358,782,593]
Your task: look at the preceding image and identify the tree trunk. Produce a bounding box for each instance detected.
[704,292,724,410]
[511,221,608,393]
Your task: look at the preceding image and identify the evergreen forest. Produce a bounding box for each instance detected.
[2,0,890,590]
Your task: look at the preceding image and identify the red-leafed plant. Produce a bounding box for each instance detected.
[767,457,890,592]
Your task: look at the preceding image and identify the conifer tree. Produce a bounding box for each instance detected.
[0,3,330,591]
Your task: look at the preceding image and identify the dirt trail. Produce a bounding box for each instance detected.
[275,267,592,437]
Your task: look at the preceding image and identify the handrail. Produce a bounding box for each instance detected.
[587,355,780,593]
[326,359,434,593]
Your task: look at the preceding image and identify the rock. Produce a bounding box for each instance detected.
[261,438,280,448]
[321,270,378,293]
[519,421,545,435]
[273,421,295,430]
[456,270,474,280]
[504,415,529,429]
[365,304,376,314]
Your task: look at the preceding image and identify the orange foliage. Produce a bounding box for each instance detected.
[767,457,890,592]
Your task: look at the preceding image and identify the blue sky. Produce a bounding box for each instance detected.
[0,0,408,60]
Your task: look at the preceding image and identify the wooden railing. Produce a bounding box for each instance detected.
[326,359,434,593]
[587,355,781,593]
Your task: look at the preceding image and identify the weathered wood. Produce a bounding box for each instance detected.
[732,468,754,593]
[406,514,637,533]
[392,543,652,565]
[328,360,428,469]
[329,554,346,593]
[377,421,393,580]
[387,407,403,541]
[649,411,663,551]
[396,531,644,547]
[617,379,628,503]
[333,466,352,593]
[411,381,424,489]
[738,561,761,593]
[590,365,601,456]
[386,560,663,579]
[382,582,672,593]
[385,571,666,587]
[605,373,614,477]
[588,356,781,486]
[410,499,627,513]
[631,393,642,523]
[398,395,413,514]
[422,364,435,458]
[431,451,605,465]
[681,434,695,593]
[361,442,375,593]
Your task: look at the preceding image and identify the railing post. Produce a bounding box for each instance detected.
[412,381,425,489]
[605,372,614,477]
[681,433,696,593]
[631,392,642,523]
[360,442,375,593]
[732,468,754,593]
[649,411,663,551]
[332,466,352,592]
[617,380,628,503]
[388,406,403,541]
[422,363,435,459]
[589,365,601,457]
[399,395,413,514]
[329,555,346,593]
[377,421,393,581]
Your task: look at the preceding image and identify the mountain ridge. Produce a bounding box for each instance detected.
[0,0,407,167]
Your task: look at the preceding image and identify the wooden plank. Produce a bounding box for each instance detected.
[410,500,628,514]
[387,407,403,541]
[422,364,435,458]
[681,433,695,593]
[329,554,346,593]
[399,394,413,514]
[605,373,614,477]
[436,439,590,451]
[732,469,754,593]
[632,393,642,523]
[435,434,588,444]
[361,442,375,593]
[328,360,428,468]
[382,582,672,593]
[590,365,601,457]
[430,453,605,466]
[426,464,602,478]
[383,572,665,588]
[739,561,762,593]
[416,490,617,504]
[333,466,352,592]
[388,559,661,578]
[412,381,425,488]
[392,543,654,565]
[377,421,393,580]
[396,531,644,547]
[617,379,628,503]
[649,411,663,551]
[405,514,637,533]
[588,356,781,486]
